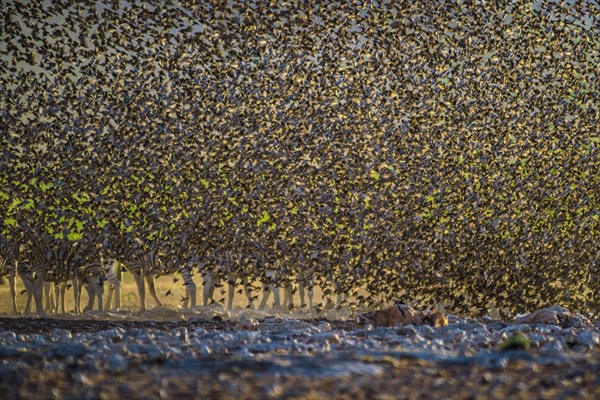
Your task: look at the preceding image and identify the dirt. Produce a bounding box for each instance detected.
[1,317,599,399]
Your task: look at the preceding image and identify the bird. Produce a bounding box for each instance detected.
[1,0,595,319]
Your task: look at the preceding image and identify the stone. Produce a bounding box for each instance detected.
[564,315,595,330]
[515,305,593,329]
[51,342,89,358]
[527,333,547,348]
[49,329,72,341]
[174,327,190,343]
[238,317,259,330]
[574,331,599,349]
[541,339,564,352]
[317,321,332,332]
[501,324,532,334]
[0,345,20,358]
[0,331,17,344]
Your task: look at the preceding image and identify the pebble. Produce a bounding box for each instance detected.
[575,331,599,349]
[198,344,212,356]
[96,328,125,342]
[501,324,532,334]
[50,342,89,358]
[542,339,564,352]
[527,333,547,348]
[480,354,509,370]
[0,331,17,344]
[42,359,65,372]
[49,329,72,341]
[317,321,332,332]
[106,354,129,372]
[174,327,189,343]
[0,345,20,358]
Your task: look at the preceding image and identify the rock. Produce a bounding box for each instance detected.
[96,328,125,343]
[443,327,467,344]
[416,324,436,340]
[327,333,340,344]
[447,314,466,324]
[574,331,599,349]
[259,318,311,333]
[0,345,21,358]
[0,331,17,344]
[43,359,66,372]
[317,321,332,332]
[355,304,449,328]
[174,327,190,343]
[187,317,208,324]
[395,326,418,337]
[480,354,509,370]
[123,343,145,356]
[304,332,341,345]
[198,344,212,355]
[50,342,89,358]
[501,324,532,334]
[49,329,72,341]
[541,339,564,352]
[530,325,560,335]
[527,333,547,348]
[564,315,595,330]
[238,317,259,330]
[515,305,593,329]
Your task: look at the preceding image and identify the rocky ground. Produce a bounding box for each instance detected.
[0,309,599,399]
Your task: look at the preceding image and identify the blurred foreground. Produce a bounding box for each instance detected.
[1,314,599,399]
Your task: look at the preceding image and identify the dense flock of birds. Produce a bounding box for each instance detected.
[1,1,598,317]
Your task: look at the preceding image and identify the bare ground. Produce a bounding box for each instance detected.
[0,317,599,399]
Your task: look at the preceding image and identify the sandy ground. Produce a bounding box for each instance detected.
[0,272,344,314]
